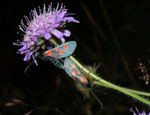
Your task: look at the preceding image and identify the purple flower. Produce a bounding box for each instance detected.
[14,3,79,65]
[130,107,150,115]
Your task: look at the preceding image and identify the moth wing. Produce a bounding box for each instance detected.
[64,58,78,78]
[64,58,88,85]
[44,41,77,59]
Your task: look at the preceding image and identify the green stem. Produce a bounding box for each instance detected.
[94,81,150,97]
[123,88,150,97]
[70,56,150,105]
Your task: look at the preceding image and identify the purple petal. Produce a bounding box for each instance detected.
[56,11,67,22]
[33,36,37,42]
[51,29,63,38]
[60,38,65,43]
[20,50,27,54]
[26,30,32,35]
[23,51,31,61]
[45,24,51,29]
[53,23,60,28]
[19,45,26,51]
[44,32,51,40]
[59,10,67,18]
[64,30,71,37]
[24,35,30,41]
[141,111,146,115]
[26,50,31,61]
[23,56,27,61]
[63,17,80,23]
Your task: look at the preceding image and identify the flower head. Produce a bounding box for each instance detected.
[14,3,79,65]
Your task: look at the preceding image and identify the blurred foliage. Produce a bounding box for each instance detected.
[0,0,150,114]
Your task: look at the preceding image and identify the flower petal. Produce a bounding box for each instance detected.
[59,10,67,19]
[51,29,63,38]
[19,45,26,52]
[60,38,65,43]
[63,17,80,23]
[33,36,37,42]
[64,30,71,37]
[44,32,51,40]
[56,10,67,22]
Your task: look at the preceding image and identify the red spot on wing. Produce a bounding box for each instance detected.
[47,52,53,56]
[45,50,53,56]
[72,71,76,76]
[64,44,68,50]
[59,50,63,55]
[45,50,51,54]
[73,77,77,81]
[80,77,88,83]
[55,47,59,51]
[71,64,76,69]
[77,71,80,75]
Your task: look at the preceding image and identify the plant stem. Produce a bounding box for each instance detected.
[94,81,150,97]
[70,56,150,105]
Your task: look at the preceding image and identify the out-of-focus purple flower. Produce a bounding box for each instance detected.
[14,3,79,65]
[130,107,150,115]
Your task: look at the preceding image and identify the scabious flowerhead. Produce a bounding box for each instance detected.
[14,3,79,65]
[130,107,150,115]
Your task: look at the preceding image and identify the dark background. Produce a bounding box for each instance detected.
[0,0,150,114]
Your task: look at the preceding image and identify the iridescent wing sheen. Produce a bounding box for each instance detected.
[64,58,89,86]
[43,41,77,59]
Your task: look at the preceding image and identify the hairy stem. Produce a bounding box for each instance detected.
[70,56,150,105]
[94,81,150,97]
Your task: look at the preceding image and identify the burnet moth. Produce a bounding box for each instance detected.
[43,41,103,109]
[64,58,103,109]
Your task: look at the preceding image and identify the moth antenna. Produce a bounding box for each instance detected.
[93,88,108,95]
[90,80,107,95]
[90,87,103,109]
[24,62,33,74]
[90,82,103,109]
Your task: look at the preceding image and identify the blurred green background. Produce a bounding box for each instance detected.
[0,0,150,114]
